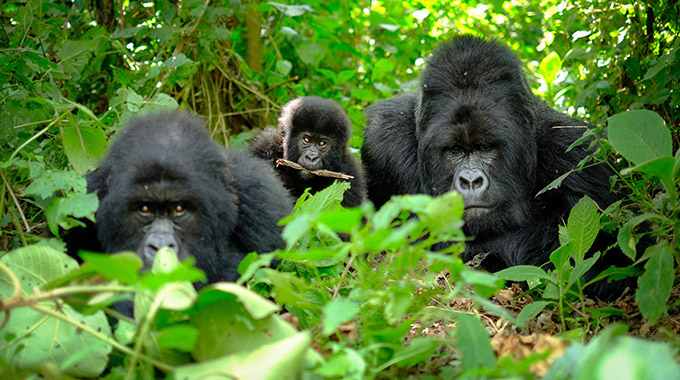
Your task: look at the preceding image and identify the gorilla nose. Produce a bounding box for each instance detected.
[455,168,489,196]
[144,233,179,263]
[300,151,321,169]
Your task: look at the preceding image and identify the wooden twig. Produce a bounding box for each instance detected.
[275,158,354,180]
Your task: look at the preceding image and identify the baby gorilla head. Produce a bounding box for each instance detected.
[279,96,351,175]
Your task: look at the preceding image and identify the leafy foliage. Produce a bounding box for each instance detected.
[0,0,678,379]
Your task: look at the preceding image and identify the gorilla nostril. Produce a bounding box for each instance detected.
[455,168,488,195]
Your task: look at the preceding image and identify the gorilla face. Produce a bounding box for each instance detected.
[296,132,330,171]
[415,38,539,235]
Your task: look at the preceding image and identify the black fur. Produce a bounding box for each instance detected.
[250,96,366,207]
[68,112,292,283]
[362,35,631,298]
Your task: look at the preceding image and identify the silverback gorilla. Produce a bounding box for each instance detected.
[361,35,630,297]
[250,96,366,207]
[68,112,292,283]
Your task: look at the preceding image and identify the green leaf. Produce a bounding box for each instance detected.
[165,53,193,68]
[80,251,143,284]
[455,313,496,371]
[45,192,99,236]
[636,241,674,324]
[607,110,671,165]
[375,337,440,371]
[269,2,314,17]
[516,301,551,328]
[276,59,293,75]
[322,297,359,336]
[157,325,199,352]
[622,156,676,196]
[566,196,600,263]
[56,39,95,80]
[181,330,312,380]
[62,123,108,174]
[204,283,281,320]
[538,51,562,83]
[616,213,657,260]
[318,208,364,234]
[296,40,325,66]
[495,265,551,281]
[567,253,599,289]
[142,93,179,113]
[0,246,111,377]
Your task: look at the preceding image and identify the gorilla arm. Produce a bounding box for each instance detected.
[361,92,422,208]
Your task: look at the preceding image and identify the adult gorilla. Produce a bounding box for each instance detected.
[362,35,628,297]
[68,112,292,283]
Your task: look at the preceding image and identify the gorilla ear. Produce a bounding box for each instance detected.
[85,165,110,199]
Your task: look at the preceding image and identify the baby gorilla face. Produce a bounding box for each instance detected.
[296,132,329,171]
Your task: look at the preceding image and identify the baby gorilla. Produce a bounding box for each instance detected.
[68,112,292,283]
[250,96,366,207]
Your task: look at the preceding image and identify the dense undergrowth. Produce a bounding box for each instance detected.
[0,1,679,379]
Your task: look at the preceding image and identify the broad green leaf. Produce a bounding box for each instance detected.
[455,313,496,370]
[276,59,293,75]
[45,192,99,236]
[607,110,671,165]
[495,265,551,281]
[516,301,551,328]
[636,241,673,324]
[142,93,179,113]
[0,246,111,377]
[622,156,676,196]
[165,53,192,68]
[204,282,281,320]
[62,123,108,174]
[180,330,312,380]
[616,213,658,260]
[567,196,600,263]
[157,325,199,352]
[296,40,325,66]
[318,208,364,234]
[80,251,143,284]
[56,39,95,80]
[23,170,87,200]
[545,324,680,380]
[322,297,359,336]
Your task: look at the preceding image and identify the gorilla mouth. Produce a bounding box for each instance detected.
[463,205,493,219]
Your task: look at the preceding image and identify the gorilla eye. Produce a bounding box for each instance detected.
[172,204,185,216]
[318,140,327,148]
[139,205,152,216]
[302,136,311,144]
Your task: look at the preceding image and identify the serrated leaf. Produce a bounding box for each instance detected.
[0,246,111,377]
[567,196,600,263]
[56,39,94,80]
[636,242,673,324]
[455,313,496,370]
[607,110,671,165]
[322,297,359,336]
[45,192,99,236]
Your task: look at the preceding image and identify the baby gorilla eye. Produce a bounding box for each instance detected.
[172,204,185,216]
[302,136,311,144]
[318,140,327,147]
